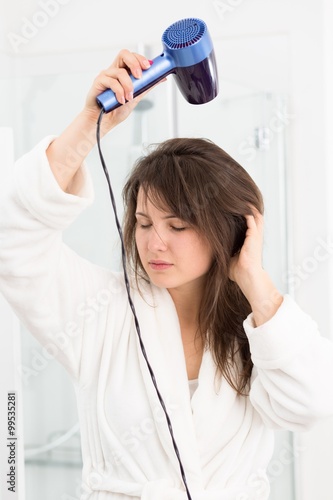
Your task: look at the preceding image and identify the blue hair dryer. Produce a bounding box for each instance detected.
[96,18,219,113]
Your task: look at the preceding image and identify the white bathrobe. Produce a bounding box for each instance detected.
[1,137,333,500]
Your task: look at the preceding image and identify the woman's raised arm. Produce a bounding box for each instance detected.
[46,50,153,192]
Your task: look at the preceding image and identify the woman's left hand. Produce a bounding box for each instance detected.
[229,208,283,326]
[229,207,264,291]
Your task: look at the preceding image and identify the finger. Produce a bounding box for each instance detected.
[118,78,167,114]
[244,213,257,231]
[132,52,153,76]
[97,67,136,104]
[114,49,151,79]
[253,210,264,232]
[100,52,152,104]
[246,207,264,228]
[247,205,263,221]
[93,69,129,105]
[111,73,166,107]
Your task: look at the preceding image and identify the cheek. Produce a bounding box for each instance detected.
[183,236,213,269]
[135,230,148,261]
[197,250,214,272]
[134,230,142,253]
[134,233,147,273]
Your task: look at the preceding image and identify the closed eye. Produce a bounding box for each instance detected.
[137,224,186,232]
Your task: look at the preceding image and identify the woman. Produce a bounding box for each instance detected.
[1,50,333,500]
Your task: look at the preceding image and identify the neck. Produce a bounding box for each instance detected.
[167,281,204,330]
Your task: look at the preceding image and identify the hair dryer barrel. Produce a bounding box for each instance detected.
[96,18,219,113]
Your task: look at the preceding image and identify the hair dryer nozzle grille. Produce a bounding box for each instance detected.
[162,18,206,49]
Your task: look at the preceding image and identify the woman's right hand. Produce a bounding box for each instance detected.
[83,49,154,134]
[47,49,160,193]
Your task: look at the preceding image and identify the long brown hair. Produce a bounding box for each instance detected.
[122,138,264,395]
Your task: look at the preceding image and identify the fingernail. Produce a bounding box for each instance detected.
[148,59,153,65]
[142,59,150,69]
[126,91,133,101]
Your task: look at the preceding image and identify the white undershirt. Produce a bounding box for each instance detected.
[188,378,199,398]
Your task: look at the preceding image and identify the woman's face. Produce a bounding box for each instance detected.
[135,188,214,294]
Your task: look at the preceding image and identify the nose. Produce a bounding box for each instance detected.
[147,226,168,252]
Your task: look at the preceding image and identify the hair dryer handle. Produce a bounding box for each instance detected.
[96,54,175,113]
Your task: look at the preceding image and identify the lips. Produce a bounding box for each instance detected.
[148,260,173,271]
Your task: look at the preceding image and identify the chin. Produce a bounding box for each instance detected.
[146,274,179,290]
[148,277,171,289]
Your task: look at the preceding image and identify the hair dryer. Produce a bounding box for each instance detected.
[96,18,219,113]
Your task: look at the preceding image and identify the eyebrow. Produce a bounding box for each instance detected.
[135,211,179,220]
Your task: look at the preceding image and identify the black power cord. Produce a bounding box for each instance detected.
[96,108,193,500]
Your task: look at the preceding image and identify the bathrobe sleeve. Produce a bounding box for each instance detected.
[244,295,333,431]
[0,136,119,380]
